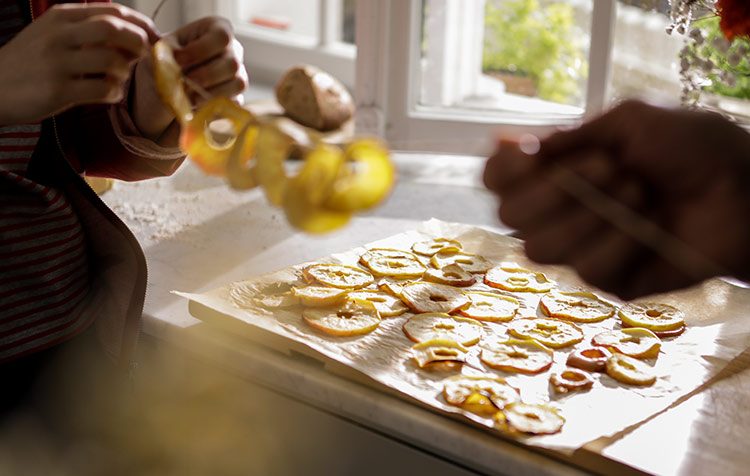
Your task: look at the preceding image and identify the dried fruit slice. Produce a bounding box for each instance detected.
[303,264,373,289]
[503,403,564,435]
[423,264,476,287]
[359,249,425,278]
[485,264,554,293]
[431,250,493,273]
[348,289,408,317]
[606,353,656,386]
[412,339,468,369]
[399,282,469,314]
[507,318,583,349]
[618,302,685,332]
[302,298,380,336]
[323,139,395,212]
[230,281,296,309]
[254,122,295,206]
[180,96,256,176]
[412,238,462,257]
[622,322,686,339]
[480,338,553,375]
[566,347,612,373]
[550,368,594,394]
[377,278,405,297]
[458,291,519,322]
[403,313,483,346]
[152,38,192,124]
[443,376,520,415]
[540,291,615,323]
[592,328,661,359]
[292,286,348,307]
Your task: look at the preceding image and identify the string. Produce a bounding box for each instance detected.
[151,0,170,21]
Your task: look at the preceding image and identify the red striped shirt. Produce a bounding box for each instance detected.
[0,0,93,362]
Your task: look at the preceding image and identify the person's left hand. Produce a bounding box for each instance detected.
[131,16,248,144]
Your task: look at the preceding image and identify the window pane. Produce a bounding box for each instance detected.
[236,0,321,39]
[342,0,356,44]
[419,0,590,117]
[609,1,682,103]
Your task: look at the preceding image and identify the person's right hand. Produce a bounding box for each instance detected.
[0,3,159,126]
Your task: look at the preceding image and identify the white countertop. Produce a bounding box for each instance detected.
[102,152,750,475]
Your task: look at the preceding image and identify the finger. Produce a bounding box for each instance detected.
[523,207,602,265]
[64,16,150,58]
[192,77,248,106]
[483,140,538,194]
[568,231,642,294]
[174,22,233,70]
[65,47,133,82]
[186,52,241,90]
[64,77,125,105]
[540,100,653,160]
[53,3,160,42]
[618,256,696,301]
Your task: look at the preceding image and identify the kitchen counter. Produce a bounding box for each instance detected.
[102,152,750,475]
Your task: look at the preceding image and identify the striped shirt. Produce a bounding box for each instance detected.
[0,0,93,362]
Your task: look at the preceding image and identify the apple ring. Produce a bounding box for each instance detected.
[566,347,612,372]
[412,238,462,257]
[618,302,685,332]
[360,248,418,265]
[292,286,348,307]
[302,298,381,336]
[377,278,405,297]
[622,322,686,339]
[431,250,493,273]
[443,376,520,415]
[152,39,192,125]
[508,318,583,349]
[303,264,373,289]
[423,264,476,287]
[412,339,469,370]
[480,338,553,375]
[399,282,469,314]
[403,313,483,346]
[485,264,554,293]
[606,352,657,386]
[504,403,564,435]
[540,291,615,323]
[230,281,296,309]
[360,249,425,278]
[348,289,408,317]
[592,328,661,359]
[458,291,520,322]
[549,368,594,394]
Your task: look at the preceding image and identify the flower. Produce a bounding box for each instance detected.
[716,0,750,41]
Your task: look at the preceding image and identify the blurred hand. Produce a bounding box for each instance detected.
[0,3,158,125]
[131,16,248,143]
[484,100,750,299]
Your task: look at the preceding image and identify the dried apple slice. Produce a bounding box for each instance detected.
[180,97,255,176]
[254,122,295,206]
[424,264,476,287]
[411,339,468,369]
[458,291,519,322]
[412,238,462,257]
[540,291,615,323]
[283,143,352,233]
[503,403,564,435]
[348,289,408,317]
[303,264,373,289]
[360,248,418,266]
[292,286,348,307]
[443,376,520,415]
[618,302,685,332]
[480,338,553,375]
[431,250,493,273]
[403,313,483,346]
[507,318,583,349]
[230,281,296,309]
[592,328,661,359]
[152,38,192,124]
[484,264,554,293]
[302,298,381,336]
[566,347,612,373]
[377,278,405,297]
[360,249,425,278]
[399,282,469,314]
[606,352,656,386]
[323,139,395,212]
[549,368,594,394]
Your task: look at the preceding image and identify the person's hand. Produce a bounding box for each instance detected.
[0,3,158,126]
[131,16,248,143]
[484,100,750,299]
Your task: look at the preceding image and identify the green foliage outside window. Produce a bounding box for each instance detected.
[689,16,750,100]
[482,0,587,105]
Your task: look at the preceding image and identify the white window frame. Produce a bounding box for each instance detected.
[183,0,356,89]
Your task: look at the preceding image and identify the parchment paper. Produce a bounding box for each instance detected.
[175,219,750,452]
